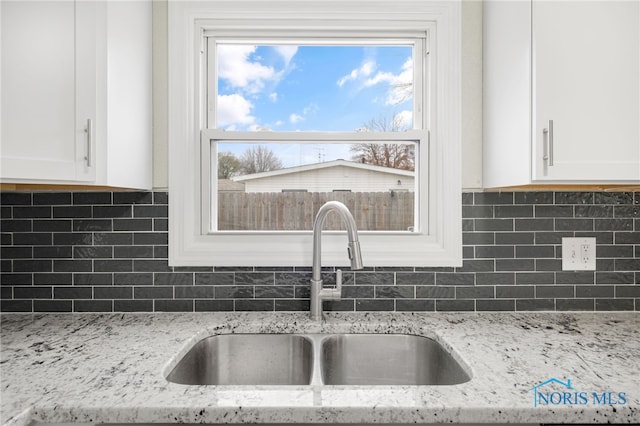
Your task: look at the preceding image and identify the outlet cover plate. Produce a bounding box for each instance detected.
[562,237,596,271]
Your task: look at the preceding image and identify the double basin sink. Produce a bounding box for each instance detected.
[166,333,471,386]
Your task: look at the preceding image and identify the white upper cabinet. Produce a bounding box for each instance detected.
[0,1,152,189]
[1,1,96,182]
[483,0,640,187]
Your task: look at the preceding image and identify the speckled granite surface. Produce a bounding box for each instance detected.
[1,312,639,425]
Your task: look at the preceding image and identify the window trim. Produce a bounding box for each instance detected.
[168,0,462,267]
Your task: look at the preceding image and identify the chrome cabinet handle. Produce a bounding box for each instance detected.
[542,119,554,167]
[84,118,93,167]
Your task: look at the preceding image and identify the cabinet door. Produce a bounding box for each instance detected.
[532,1,640,182]
[1,1,96,182]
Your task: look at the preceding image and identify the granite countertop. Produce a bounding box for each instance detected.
[1,312,639,425]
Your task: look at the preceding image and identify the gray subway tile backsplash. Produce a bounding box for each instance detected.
[0,190,638,312]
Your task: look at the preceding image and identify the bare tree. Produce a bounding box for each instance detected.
[239,145,283,175]
[351,114,415,171]
[217,152,241,179]
[357,113,410,133]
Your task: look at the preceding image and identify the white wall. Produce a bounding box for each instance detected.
[151,0,483,190]
[239,166,415,193]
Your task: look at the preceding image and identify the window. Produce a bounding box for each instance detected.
[168,1,462,267]
[207,40,421,233]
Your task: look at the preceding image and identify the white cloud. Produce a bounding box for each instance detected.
[363,71,394,87]
[364,57,412,87]
[337,60,376,87]
[286,103,318,126]
[340,56,413,106]
[217,45,299,97]
[217,94,255,127]
[248,124,272,131]
[394,110,413,127]
[274,45,298,66]
[217,45,276,94]
[384,58,414,105]
[289,113,304,124]
[303,103,319,115]
[269,92,278,102]
[401,57,412,71]
[365,57,413,105]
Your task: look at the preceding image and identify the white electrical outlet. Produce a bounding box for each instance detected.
[562,237,596,271]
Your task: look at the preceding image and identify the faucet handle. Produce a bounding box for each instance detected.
[322,269,343,300]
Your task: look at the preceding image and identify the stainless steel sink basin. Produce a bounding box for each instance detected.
[320,334,471,385]
[166,333,470,386]
[166,334,313,385]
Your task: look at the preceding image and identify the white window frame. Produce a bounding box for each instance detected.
[168,0,462,267]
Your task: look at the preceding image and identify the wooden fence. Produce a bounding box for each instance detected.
[218,191,414,231]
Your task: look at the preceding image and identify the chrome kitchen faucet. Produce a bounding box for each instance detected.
[310,201,364,321]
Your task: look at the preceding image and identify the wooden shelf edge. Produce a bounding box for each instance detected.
[2,183,638,193]
[484,184,640,193]
[0,183,143,192]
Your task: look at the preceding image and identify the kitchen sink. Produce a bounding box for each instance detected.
[320,334,471,385]
[166,334,314,385]
[166,333,470,386]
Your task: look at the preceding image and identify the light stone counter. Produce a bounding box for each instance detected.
[1,312,638,425]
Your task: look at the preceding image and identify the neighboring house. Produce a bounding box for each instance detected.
[231,159,414,193]
[218,179,245,192]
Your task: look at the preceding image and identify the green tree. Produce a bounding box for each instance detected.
[218,152,242,179]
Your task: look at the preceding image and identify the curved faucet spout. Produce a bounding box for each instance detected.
[310,201,364,321]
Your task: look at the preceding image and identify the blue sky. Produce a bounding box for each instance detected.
[215,44,413,167]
